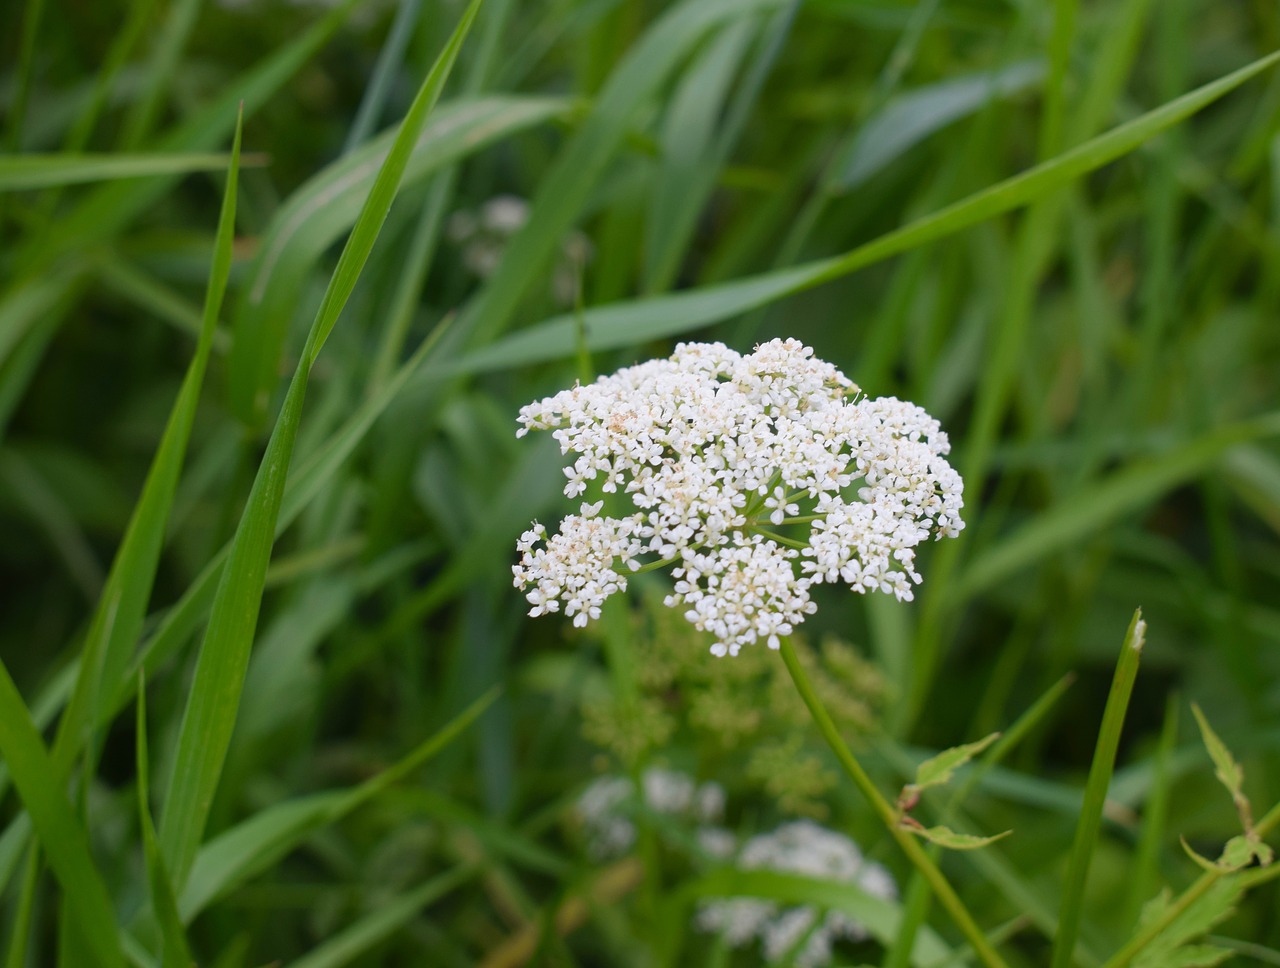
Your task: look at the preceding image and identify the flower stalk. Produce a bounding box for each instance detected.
[778,636,1011,968]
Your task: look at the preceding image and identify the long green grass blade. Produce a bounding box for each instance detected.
[952,413,1280,603]
[16,0,360,275]
[0,152,253,191]
[0,661,124,968]
[228,95,568,424]
[447,47,1280,375]
[117,0,202,150]
[282,867,476,968]
[134,675,194,968]
[830,60,1044,191]
[643,17,759,294]
[178,686,497,921]
[1051,610,1146,968]
[71,321,443,737]
[449,0,785,351]
[4,845,40,968]
[156,0,483,892]
[49,112,243,785]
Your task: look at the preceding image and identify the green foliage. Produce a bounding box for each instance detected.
[902,732,1000,800]
[3,0,1280,963]
[1131,882,1243,968]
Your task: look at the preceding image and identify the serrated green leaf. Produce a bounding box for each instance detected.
[1191,704,1244,802]
[904,823,1011,851]
[910,732,1000,794]
[1180,833,1272,874]
[1226,834,1272,868]
[1131,877,1245,968]
[1182,836,1234,873]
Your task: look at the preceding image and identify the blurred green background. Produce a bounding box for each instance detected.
[2,0,1279,964]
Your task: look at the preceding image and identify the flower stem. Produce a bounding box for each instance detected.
[778,637,1011,968]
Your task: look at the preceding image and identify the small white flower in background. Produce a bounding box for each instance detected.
[576,768,726,860]
[448,195,592,306]
[697,820,897,968]
[514,339,964,656]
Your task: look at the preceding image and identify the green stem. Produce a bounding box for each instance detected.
[750,527,810,551]
[777,637,1011,968]
[1102,798,1280,968]
[1051,609,1146,968]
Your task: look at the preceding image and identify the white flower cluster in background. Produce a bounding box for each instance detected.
[576,767,725,860]
[697,820,897,967]
[513,339,964,656]
[448,195,592,305]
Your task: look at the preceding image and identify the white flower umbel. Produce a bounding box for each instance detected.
[576,768,726,860]
[697,820,897,968]
[515,339,964,656]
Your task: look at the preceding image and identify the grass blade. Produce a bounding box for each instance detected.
[228,95,567,425]
[116,0,202,149]
[1051,610,1146,968]
[830,60,1044,191]
[16,0,360,275]
[178,687,497,921]
[0,661,124,968]
[49,111,242,785]
[448,0,785,351]
[156,0,483,892]
[0,152,254,191]
[134,674,194,968]
[643,16,760,294]
[448,47,1280,375]
[951,413,1280,603]
[282,867,476,968]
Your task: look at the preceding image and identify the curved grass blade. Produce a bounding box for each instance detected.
[48,111,242,786]
[448,48,1280,376]
[1051,611,1146,968]
[0,661,124,968]
[0,152,257,191]
[116,0,201,150]
[281,867,476,968]
[0,273,82,380]
[178,687,496,921]
[643,15,766,295]
[830,60,1044,191]
[16,0,360,274]
[951,413,1280,603]
[228,95,568,424]
[448,0,787,352]
[156,0,484,893]
[89,320,445,732]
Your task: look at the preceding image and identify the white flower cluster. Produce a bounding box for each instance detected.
[514,339,964,656]
[697,820,897,967]
[448,195,592,304]
[576,767,725,860]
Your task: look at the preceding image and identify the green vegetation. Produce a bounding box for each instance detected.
[1,0,1278,964]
